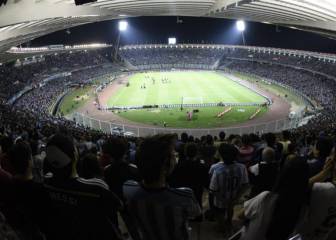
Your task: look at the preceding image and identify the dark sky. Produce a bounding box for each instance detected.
[30,16,336,54]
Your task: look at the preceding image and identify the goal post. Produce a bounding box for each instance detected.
[182,96,204,105]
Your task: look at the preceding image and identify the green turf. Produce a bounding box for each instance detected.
[116,106,267,128]
[107,71,266,107]
[60,71,271,128]
[58,86,92,115]
[106,71,268,128]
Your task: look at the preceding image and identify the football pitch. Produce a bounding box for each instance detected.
[106,71,269,128]
[108,71,266,107]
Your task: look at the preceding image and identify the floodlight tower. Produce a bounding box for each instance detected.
[236,20,246,46]
[114,20,128,60]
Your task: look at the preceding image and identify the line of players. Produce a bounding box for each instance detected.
[140,75,172,89]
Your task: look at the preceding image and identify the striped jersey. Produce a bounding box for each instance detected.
[123,180,201,240]
[44,176,123,240]
[209,162,249,209]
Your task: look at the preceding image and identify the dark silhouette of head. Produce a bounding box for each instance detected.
[242,134,250,146]
[9,141,32,176]
[219,131,226,141]
[102,137,127,162]
[184,143,198,160]
[46,134,77,179]
[218,143,239,165]
[180,132,188,143]
[315,137,333,159]
[137,134,176,185]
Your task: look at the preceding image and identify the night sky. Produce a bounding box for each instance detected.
[30,16,336,54]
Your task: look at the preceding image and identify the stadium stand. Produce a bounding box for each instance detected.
[1,44,336,239]
[0,48,114,100]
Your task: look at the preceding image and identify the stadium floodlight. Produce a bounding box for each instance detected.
[236,20,246,46]
[236,20,246,32]
[168,37,176,45]
[118,21,128,32]
[114,20,128,60]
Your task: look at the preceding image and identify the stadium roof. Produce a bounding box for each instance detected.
[0,0,336,53]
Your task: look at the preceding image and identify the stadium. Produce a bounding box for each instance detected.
[57,44,318,137]
[1,1,336,240]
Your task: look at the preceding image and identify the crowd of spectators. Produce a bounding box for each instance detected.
[218,59,336,133]
[13,64,120,119]
[221,60,336,110]
[1,105,336,240]
[0,45,336,239]
[0,48,113,99]
[218,48,336,77]
[120,46,336,78]
[120,47,225,66]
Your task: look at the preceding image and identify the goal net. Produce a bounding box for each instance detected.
[182,97,204,105]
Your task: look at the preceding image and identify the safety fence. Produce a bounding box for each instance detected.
[68,112,303,138]
[105,101,268,110]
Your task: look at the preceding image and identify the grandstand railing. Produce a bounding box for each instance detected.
[68,111,304,138]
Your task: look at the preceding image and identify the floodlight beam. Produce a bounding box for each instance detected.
[114,20,128,61]
[236,20,246,46]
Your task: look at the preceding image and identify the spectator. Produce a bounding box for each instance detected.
[281,143,297,168]
[0,136,13,174]
[103,137,140,199]
[78,153,103,179]
[214,131,226,147]
[169,142,209,209]
[0,157,11,188]
[209,143,249,230]
[3,141,50,239]
[280,130,292,155]
[241,157,309,240]
[30,140,45,183]
[254,133,283,163]
[200,137,217,168]
[0,212,21,240]
[249,147,279,197]
[239,134,254,165]
[307,137,333,177]
[123,134,201,240]
[298,150,336,240]
[232,137,242,150]
[44,134,123,240]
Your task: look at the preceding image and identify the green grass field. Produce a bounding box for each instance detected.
[57,71,270,128]
[108,71,266,107]
[116,106,267,128]
[106,71,268,128]
[58,86,92,115]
